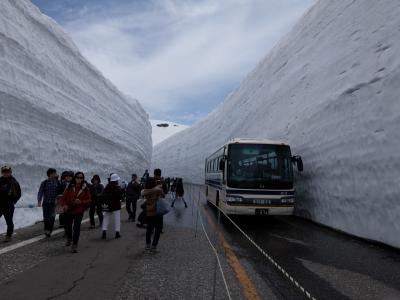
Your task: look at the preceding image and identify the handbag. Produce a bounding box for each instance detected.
[156,198,170,216]
[55,195,64,214]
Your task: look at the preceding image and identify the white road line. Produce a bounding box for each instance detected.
[0,205,126,256]
[0,217,90,255]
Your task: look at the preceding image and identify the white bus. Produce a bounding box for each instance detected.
[205,138,303,216]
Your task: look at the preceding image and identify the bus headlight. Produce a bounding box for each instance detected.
[226,196,243,204]
[281,197,295,204]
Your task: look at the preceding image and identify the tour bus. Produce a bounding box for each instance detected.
[205,138,303,216]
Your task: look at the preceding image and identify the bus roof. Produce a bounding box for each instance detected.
[226,138,289,146]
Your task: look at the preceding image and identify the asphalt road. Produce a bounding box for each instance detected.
[185,184,400,300]
[1,185,399,300]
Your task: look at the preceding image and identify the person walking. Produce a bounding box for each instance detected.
[57,171,74,229]
[37,168,61,237]
[0,166,21,242]
[141,169,149,186]
[60,172,91,253]
[126,174,141,222]
[89,175,104,229]
[171,178,187,208]
[170,178,177,199]
[101,174,123,239]
[142,177,163,253]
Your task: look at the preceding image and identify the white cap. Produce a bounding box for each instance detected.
[110,174,121,182]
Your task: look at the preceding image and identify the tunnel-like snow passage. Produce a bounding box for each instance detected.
[0,0,152,205]
[152,0,400,248]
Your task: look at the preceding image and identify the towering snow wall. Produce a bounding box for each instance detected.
[153,0,400,248]
[0,0,152,202]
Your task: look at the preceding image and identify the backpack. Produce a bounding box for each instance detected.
[99,191,111,212]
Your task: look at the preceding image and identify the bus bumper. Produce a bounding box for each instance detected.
[224,205,294,216]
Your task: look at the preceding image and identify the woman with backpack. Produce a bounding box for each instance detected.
[101,174,123,239]
[141,177,163,253]
[60,172,91,253]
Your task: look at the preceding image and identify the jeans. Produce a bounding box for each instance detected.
[102,210,121,232]
[89,203,103,226]
[64,213,84,245]
[146,215,163,247]
[42,202,56,232]
[0,204,15,237]
[126,198,138,220]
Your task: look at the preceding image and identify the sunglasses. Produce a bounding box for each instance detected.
[76,177,84,179]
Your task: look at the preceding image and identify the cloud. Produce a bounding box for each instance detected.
[60,0,315,123]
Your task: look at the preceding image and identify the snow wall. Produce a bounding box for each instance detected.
[0,1,152,204]
[153,0,400,248]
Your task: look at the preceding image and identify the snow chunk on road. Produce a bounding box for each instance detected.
[151,120,189,146]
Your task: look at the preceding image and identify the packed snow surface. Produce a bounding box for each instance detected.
[150,120,189,146]
[153,0,400,247]
[0,0,152,232]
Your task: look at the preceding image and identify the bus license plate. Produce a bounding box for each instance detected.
[255,209,269,216]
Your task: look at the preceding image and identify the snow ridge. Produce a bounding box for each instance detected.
[152,0,400,247]
[0,0,152,205]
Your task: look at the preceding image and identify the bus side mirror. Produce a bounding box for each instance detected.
[219,159,225,171]
[292,156,303,172]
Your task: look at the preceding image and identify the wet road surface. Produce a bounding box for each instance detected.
[182,184,400,300]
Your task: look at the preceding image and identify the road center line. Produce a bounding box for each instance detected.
[201,205,261,300]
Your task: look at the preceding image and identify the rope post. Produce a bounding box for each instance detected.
[191,184,194,225]
[195,186,200,238]
[212,249,218,300]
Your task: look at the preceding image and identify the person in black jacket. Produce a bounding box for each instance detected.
[126,174,141,222]
[101,174,123,239]
[0,166,21,242]
[171,178,187,208]
[89,175,104,229]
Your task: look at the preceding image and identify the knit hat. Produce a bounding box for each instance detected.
[110,174,121,182]
[1,166,12,173]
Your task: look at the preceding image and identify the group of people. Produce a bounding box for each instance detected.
[0,165,185,254]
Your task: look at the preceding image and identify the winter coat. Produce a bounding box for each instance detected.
[0,176,21,207]
[101,183,122,212]
[126,181,141,201]
[141,187,163,217]
[60,183,91,215]
[38,178,61,204]
[176,183,184,197]
[89,183,104,205]
[155,177,168,196]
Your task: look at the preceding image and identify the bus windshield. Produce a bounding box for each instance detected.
[227,143,293,189]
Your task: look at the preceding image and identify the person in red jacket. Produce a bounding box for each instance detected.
[60,172,91,253]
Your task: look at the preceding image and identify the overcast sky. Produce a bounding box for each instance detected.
[32,0,315,124]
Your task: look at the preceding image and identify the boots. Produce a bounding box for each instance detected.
[102,230,106,239]
[115,232,121,239]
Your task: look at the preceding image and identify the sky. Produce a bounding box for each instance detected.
[31,0,315,125]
